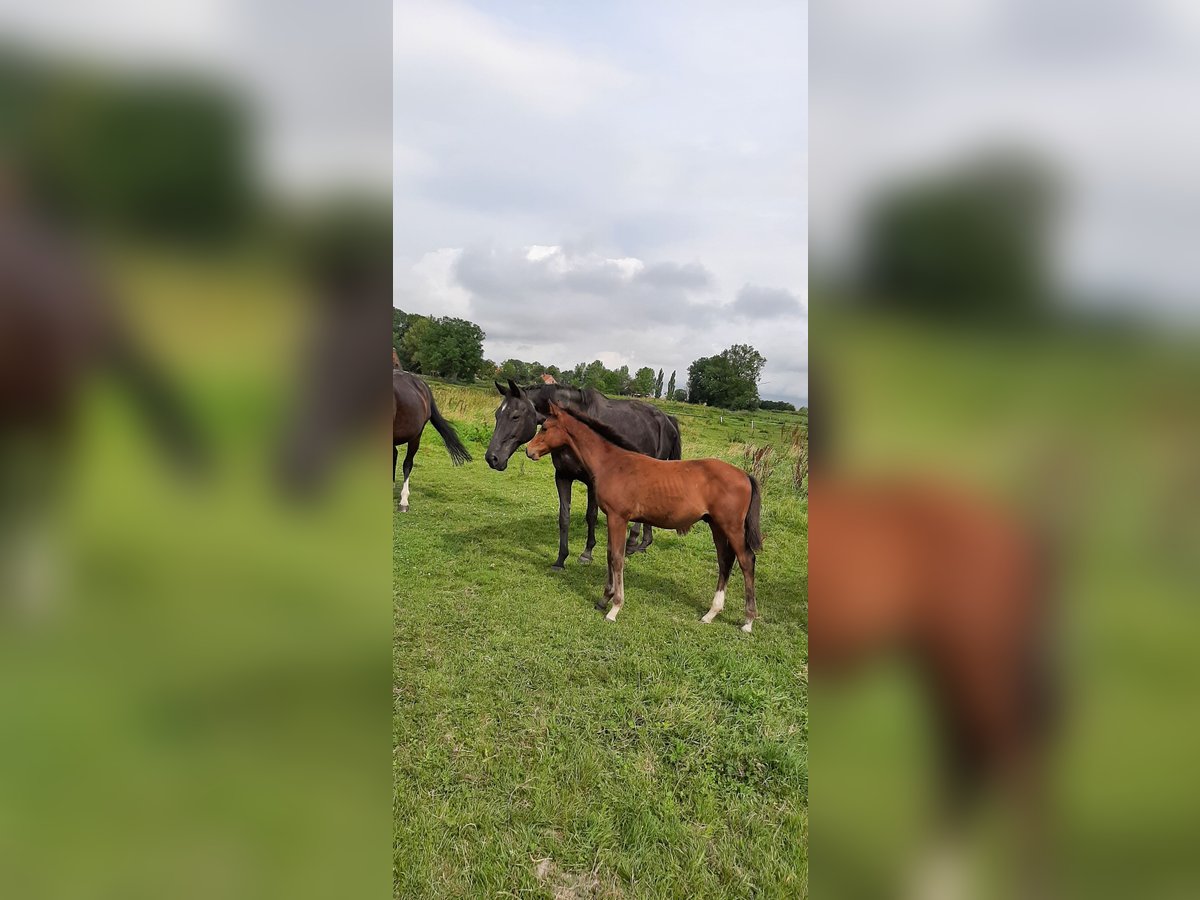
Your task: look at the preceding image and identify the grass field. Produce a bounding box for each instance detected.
[394,385,808,899]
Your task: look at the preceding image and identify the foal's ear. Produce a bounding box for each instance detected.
[495,381,507,397]
[547,400,565,418]
[507,378,524,398]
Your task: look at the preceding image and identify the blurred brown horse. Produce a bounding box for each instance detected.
[810,453,1057,891]
[393,370,471,512]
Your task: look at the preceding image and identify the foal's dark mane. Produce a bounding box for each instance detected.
[560,408,643,454]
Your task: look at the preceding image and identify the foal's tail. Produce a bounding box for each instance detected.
[744,475,764,552]
[428,395,472,466]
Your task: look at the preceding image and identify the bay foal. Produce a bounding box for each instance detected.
[527,402,763,630]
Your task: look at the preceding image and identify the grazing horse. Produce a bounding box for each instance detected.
[526,402,763,630]
[393,371,471,511]
[485,379,682,569]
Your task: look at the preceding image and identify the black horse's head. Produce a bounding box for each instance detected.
[485,379,540,471]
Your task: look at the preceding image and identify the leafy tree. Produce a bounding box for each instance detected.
[393,308,423,368]
[403,316,486,381]
[759,400,797,412]
[860,149,1057,320]
[686,344,766,410]
[654,369,665,399]
[498,359,533,383]
[20,66,251,240]
[666,370,676,400]
[632,367,656,396]
[672,389,688,402]
[599,365,631,395]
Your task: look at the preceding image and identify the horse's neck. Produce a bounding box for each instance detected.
[562,417,618,477]
[530,384,596,417]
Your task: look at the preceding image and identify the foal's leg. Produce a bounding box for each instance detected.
[580,480,598,564]
[604,515,629,621]
[702,529,736,624]
[393,445,397,482]
[552,473,573,570]
[728,532,758,632]
[399,436,419,512]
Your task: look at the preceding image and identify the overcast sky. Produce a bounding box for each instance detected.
[393,0,808,405]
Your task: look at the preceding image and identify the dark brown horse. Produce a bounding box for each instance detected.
[527,402,762,630]
[393,371,471,512]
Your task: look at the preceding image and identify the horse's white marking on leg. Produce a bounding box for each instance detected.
[741,619,754,633]
[701,589,725,623]
[399,477,410,510]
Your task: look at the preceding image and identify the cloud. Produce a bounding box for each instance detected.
[731,284,806,319]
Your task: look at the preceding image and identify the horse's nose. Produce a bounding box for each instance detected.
[485,451,498,469]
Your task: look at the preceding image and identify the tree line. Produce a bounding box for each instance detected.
[394,308,799,412]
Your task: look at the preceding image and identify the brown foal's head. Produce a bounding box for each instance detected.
[526,403,572,460]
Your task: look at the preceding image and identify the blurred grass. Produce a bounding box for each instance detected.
[394,383,808,898]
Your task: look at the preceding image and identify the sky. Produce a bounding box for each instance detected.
[393,0,808,405]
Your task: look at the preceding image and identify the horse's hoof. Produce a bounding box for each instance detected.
[594,599,608,611]
[399,505,409,513]
[605,608,620,622]
[551,563,566,572]
[579,552,593,564]
[741,621,754,633]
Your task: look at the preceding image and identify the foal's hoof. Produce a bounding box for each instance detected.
[399,504,409,513]
[594,599,609,611]
[741,620,754,633]
[578,552,593,564]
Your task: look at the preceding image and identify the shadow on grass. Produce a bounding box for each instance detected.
[434,512,748,625]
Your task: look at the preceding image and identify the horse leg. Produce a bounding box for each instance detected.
[701,529,736,624]
[625,521,641,553]
[580,480,598,564]
[399,436,419,512]
[552,473,573,570]
[393,444,397,482]
[634,523,654,554]
[728,532,757,632]
[604,515,629,622]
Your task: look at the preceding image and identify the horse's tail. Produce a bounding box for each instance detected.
[744,475,764,552]
[667,415,683,460]
[427,393,472,465]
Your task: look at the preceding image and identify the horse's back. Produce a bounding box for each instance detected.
[393,371,431,442]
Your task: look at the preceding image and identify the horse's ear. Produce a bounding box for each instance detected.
[495,381,506,397]
[507,378,523,398]
[548,401,564,418]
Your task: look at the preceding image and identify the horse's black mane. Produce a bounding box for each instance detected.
[560,407,643,454]
[522,382,603,417]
